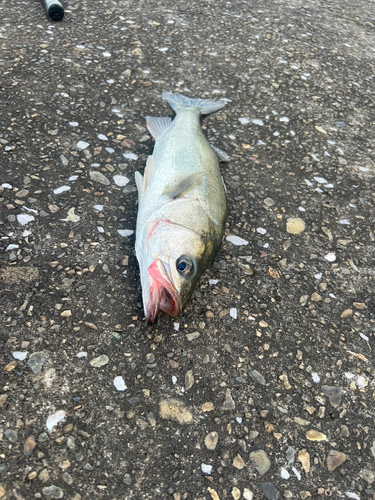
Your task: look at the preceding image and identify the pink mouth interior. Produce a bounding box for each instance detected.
[145,259,181,323]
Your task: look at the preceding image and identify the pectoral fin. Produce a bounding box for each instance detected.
[210,144,231,162]
[135,156,154,200]
[162,171,205,199]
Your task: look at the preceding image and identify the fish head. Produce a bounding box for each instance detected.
[136,214,215,324]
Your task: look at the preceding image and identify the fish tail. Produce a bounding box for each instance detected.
[162,91,226,115]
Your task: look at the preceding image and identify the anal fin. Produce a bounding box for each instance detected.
[146,116,172,139]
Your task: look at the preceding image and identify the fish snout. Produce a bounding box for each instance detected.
[144,259,181,323]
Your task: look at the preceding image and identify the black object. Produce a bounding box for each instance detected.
[43,0,64,21]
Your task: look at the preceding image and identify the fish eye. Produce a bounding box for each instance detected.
[176,256,194,276]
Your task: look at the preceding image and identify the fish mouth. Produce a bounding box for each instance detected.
[145,258,181,324]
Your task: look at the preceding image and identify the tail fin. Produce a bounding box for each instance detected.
[162,91,226,115]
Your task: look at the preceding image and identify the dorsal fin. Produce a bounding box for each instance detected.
[146,116,172,139]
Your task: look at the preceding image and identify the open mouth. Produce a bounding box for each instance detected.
[145,259,181,324]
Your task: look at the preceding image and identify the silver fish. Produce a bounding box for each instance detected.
[135,92,228,324]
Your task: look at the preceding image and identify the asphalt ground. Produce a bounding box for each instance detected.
[1,0,375,499]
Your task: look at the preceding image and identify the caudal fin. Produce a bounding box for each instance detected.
[162,91,226,115]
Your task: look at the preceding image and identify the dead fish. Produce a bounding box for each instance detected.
[135,92,229,324]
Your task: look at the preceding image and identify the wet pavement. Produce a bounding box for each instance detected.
[1,0,375,499]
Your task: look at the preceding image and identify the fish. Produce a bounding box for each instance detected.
[135,91,229,324]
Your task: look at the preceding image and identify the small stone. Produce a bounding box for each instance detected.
[89,171,110,185]
[62,472,73,485]
[60,310,72,318]
[208,488,220,500]
[67,436,75,450]
[249,370,266,386]
[232,487,241,500]
[5,429,18,442]
[286,218,305,234]
[223,389,235,410]
[298,449,310,473]
[311,292,322,302]
[159,399,193,425]
[359,468,374,484]
[202,402,214,412]
[186,331,200,341]
[39,469,50,483]
[322,386,342,407]
[341,309,353,318]
[243,489,254,500]
[353,302,366,310]
[4,361,17,372]
[205,432,218,451]
[286,446,295,465]
[326,450,347,471]
[185,370,194,391]
[28,470,37,479]
[16,189,29,198]
[250,450,271,475]
[306,430,327,441]
[83,463,93,471]
[46,410,66,431]
[42,485,64,498]
[24,436,37,456]
[76,140,90,149]
[260,482,280,500]
[280,467,290,479]
[233,454,245,469]
[123,473,132,485]
[113,376,127,391]
[201,463,213,475]
[90,354,109,367]
[27,351,46,374]
[38,433,49,443]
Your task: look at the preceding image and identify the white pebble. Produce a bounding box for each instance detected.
[209,279,219,285]
[230,308,238,320]
[98,134,108,141]
[68,175,78,181]
[22,230,31,237]
[76,141,90,150]
[105,147,115,153]
[314,176,328,184]
[77,352,87,358]
[339,220,350,225]
[94,205,103,211]
[356,376,367,388]
[346,493,360,500]
[158,47,169,52]
[46,410,66,431]
[102,51,111,57]
[226,235,249,246]
[5,244,19,251]
[97,227,105,233]
[173,323,180,331]
[345,372,355,379]
[238,117,250,125]
[117,229,134,237]
[123,153,138,160]
[256,227,267,235]
[314,273,322,279]
[359,332,369,342]
[324,253,336,262]
[312,373,320,383]
[252,119,264,126]
[113,175,129,187]
[298,206,306,212]
[53,186,71,195]
[280,467,290,479]
[236,417,242,424]
[17,214,35,226]
[201,463,213,475]
[273,131,280,136]
[113,376,127,391]
[12,352,27,361]
[172,376,177,385]
[304,179,313,186]
[1,183,12,189]
[279,116,289,122]
[292,467,301,481]
[69,122,79,127]
[325,184,334,188]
